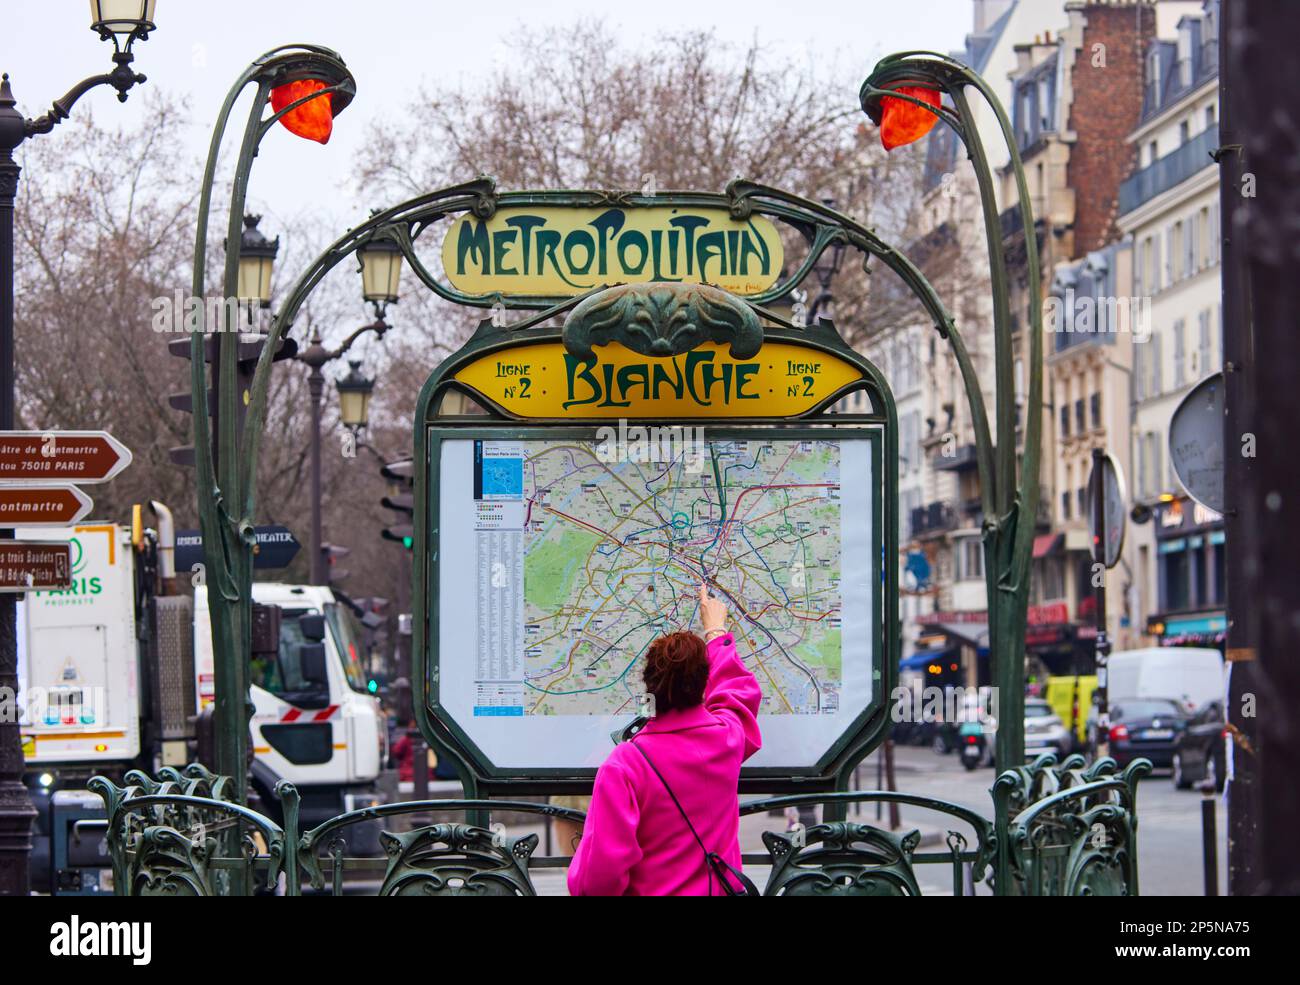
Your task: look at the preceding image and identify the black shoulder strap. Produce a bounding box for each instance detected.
[628,739,711,857]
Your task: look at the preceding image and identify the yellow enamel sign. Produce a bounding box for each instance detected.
[442,206,784,297]
[453,341,864,418]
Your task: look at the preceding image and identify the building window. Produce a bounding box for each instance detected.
[1199,310,1212,376]
[1060,405,1070,438]
[1173,319,1186,386]
[955,538,984,582]
[1090,392,1102,429]
[1077,487,1086,518]
[1149,333,1163,396]
[1062,491,1072,521]
[1075,398,1085,434]
[1148,432,1164,496]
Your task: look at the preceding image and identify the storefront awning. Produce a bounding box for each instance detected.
[923,622,989,649]
[1032,532,1063,558]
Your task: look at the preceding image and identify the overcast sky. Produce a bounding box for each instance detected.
[6,0,971,236]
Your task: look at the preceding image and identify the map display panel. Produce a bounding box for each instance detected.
[436,431,878,770]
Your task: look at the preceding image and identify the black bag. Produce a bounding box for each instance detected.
[628,739,760,897]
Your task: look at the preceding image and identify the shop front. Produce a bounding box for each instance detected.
[1146,497,1227,649]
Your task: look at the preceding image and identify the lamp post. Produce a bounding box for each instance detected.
[860,53,1044,889]
[299,336,382,587]
[0,1,157,896]
[187,45,356,806]
[295,229,396,586]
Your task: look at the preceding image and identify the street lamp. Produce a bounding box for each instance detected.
[358,236,403,318]
[299,309,387,586]
[0,2,159,898]
[336,360,375,431]
[236,214,279,315]
[89,1,158,51]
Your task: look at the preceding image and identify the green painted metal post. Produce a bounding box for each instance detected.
[861,54,1043,775]
[187,47,356,812]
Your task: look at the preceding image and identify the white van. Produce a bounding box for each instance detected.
[1105,647,1225,713]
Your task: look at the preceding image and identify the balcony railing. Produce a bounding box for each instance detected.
[911,501,957,537]
[933,442,979,472]
[1119,125,1218,215]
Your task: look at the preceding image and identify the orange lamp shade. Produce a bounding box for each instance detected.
[271,79,334,144]
[879,86,941,151]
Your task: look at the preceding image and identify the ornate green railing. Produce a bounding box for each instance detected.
[994,755,1151,896]
[92,756,1148,897]
[88,764,297,896]
[738,792,995,896]
[296,800,584,896]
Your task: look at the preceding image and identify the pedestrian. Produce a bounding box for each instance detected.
[567,581,762,896]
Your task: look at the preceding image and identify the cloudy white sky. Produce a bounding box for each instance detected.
[6,1,971,234]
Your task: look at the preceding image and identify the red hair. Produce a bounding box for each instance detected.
[642,631,709,713]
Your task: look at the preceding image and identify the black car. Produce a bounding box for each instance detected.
[1107,698,1187,769]
[1172,700,1227,791]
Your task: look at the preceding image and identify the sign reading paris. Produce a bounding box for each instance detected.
[442,205,784,297]
[0,431,132,483]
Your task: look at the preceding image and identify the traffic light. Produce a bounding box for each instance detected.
[321,542,350,583]
[167,333,298,468]
[381,457,415,550]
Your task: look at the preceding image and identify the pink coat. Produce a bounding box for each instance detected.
[567,633,762,896]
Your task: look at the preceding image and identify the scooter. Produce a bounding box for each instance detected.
[958,720,987,770]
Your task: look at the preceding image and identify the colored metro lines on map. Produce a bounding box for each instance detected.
[509,436,843,717]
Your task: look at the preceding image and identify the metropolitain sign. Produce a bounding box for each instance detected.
[453,340,863,418]
[441,206,784,297]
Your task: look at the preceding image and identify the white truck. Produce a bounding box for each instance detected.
[1105,647,1226,714]
[17,508,386,893]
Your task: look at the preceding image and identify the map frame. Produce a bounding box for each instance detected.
[423,422,890,784]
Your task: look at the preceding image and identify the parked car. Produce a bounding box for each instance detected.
[1024,698,1073,758]
[1107,698,1188,769]
[1172,700,1227,791]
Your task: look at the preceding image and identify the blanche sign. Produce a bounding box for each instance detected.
[452,340,863,418]
[441,205,784,297]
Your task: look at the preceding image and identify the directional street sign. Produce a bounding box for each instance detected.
[175,524,302,571]
[0,430,133,483]
[0,541,72,592]
[0,485,93,526]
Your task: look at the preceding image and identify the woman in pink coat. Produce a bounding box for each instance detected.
[568,582,763,896]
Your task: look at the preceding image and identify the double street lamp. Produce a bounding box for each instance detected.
[238,220,401,585]
[0,0,159,897]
